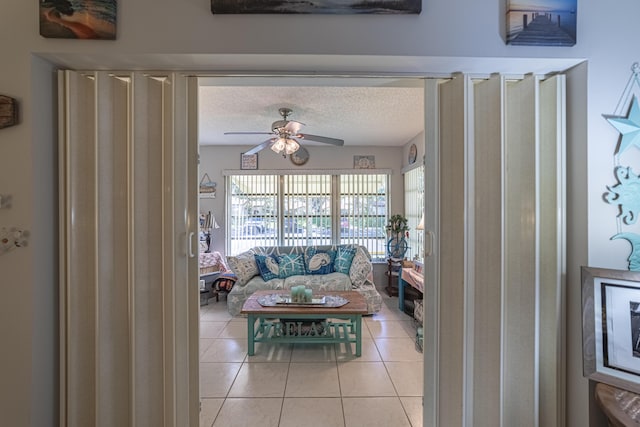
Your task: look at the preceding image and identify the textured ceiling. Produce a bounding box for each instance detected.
[198,77,425,147]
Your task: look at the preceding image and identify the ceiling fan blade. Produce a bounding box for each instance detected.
[298,133,344,146]
[244,139,273,155]
[283,120,304,134]
[225,131,274,135]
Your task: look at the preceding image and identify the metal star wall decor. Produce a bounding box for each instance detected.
[605,96,640,155]
[603,63,640,270]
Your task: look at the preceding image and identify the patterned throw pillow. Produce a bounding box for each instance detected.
[334,246,357,274]
[226,250,258,287]
[278,253,306,278]
[349,246,372,288]
[254,254,280,281]
[305,247,336,275]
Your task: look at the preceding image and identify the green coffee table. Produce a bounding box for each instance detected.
[241,290,368,357]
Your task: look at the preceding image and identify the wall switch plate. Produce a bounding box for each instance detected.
[0,194,12,209]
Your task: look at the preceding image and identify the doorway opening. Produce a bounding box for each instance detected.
[195,75,427,426]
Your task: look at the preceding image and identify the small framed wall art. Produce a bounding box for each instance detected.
[582,266,640,393]
[354,155,375,169]
[408,144,417,164]
[241,153,258,170]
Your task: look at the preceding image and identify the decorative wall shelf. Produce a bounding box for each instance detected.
[0,95,18,129]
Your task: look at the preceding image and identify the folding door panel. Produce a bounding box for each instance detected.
[427,72,565,427]
[436,73,466,427]
[502,76,538,427]
[59,71,198,427]
[471,74,504,427]
[537,75,566,427]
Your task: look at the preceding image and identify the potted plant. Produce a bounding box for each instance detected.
[386,214,409,236]
[386,214,410,259]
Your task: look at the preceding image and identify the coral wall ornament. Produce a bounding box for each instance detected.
[0,227,30,254]
[603,166,640,225]
[612,233,640,271]
[0,95,18,129]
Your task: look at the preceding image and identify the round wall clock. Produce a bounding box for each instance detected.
[408,143,417,164]
[290,146,310,166]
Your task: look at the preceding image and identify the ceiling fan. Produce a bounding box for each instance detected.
[224,107,345,156]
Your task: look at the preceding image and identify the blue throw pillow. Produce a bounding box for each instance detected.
[254,254,280,281]
[278,253,306,278]
[305,247,336,275]
[334,246,357,274]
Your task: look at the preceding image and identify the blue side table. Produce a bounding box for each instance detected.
[398,271,408,311]
[398,267,424,312]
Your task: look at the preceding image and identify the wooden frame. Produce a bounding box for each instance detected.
[506,0,576,46]
[241,153,258,170]
[582,266,640,393]
[39,0,117,40]
[211,0,421,14]
[353,155,375,169]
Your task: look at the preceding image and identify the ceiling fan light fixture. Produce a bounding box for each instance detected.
[284,138,300,154]
[271,137,286,153]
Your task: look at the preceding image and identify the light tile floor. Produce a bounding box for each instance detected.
[199,290,424,427]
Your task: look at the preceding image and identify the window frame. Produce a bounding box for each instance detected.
[224,169,391,259]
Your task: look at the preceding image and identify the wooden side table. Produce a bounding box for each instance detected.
[385,258,402,297]
[199,271,221,305]
[595,382,640,426]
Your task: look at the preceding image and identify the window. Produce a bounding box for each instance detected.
[226,172,389,259]
[339,174,388,259]
[404,164,424,260]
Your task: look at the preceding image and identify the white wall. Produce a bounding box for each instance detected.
[2,0,637,425]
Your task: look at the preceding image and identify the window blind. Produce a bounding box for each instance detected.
[404,164,424,259]
[226,172,389,258]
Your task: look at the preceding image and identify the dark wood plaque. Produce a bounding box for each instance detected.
[0,95,18,129]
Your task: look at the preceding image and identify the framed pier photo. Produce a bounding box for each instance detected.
[506,0,576,46]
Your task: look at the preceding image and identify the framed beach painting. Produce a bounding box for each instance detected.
[40,0,117,39]
[582,266,640,394]
[211,0,421,14]
[506,0,576,46]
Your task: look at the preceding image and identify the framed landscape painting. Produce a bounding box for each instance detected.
[582,267,640,394]
[40,0,117,39]
[506,0,576,46]
[211,0,421,14]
